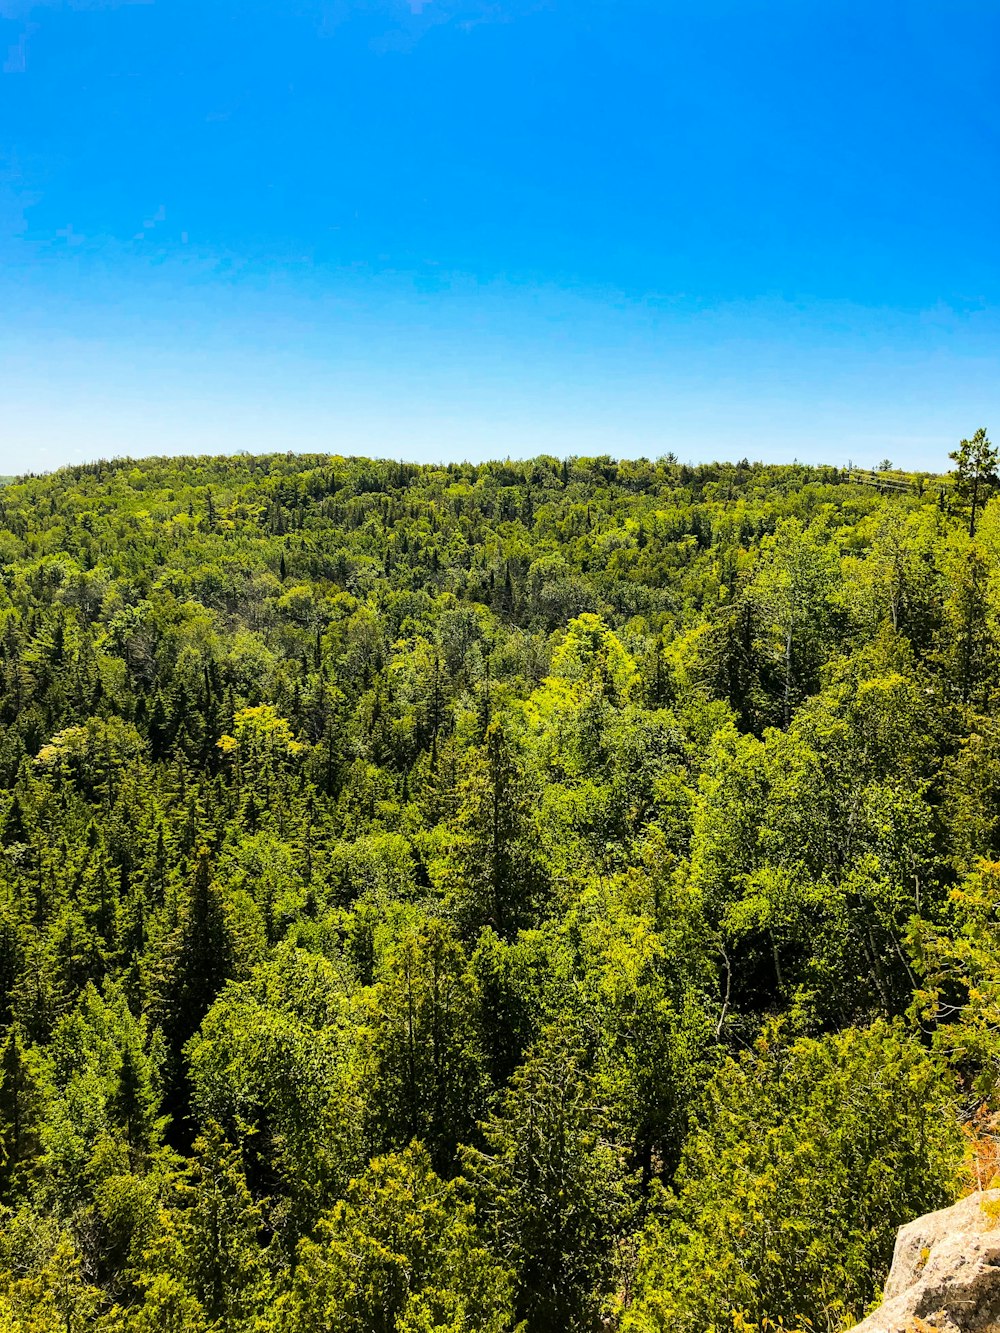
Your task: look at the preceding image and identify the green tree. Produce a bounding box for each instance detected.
[186,947,364,1246]
[622,1022,961,1333]
[911,859,1000,1096]
[443,720,544,939]
[0,1027,47,1201]
[464,1024,633,1333]
[150,848,233,1092]
[148,1121,268,1333]
[273,1144,516,1333]
[950,426,997,536]
[366,919,484,1173]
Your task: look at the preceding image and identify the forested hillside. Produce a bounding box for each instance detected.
[0,445,998,1332]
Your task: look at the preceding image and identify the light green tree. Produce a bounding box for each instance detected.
[622,1022,961,1333]
[271,1144,517,1333]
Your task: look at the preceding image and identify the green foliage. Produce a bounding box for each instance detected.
[365,918,485,1173]
[440,718,545,938]
[0,1028,47,1202]
[186,947,363,1245]
[622,1022,962,1333]
[0,446,988,1330]
[950,427,998,536]
[272,1144,517,1333]
[139,1121,269,1332]
[464,1024,634,1332]
[911,860,1000,1096]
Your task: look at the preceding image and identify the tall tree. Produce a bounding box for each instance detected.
[444,719,544,939]
[366,919,484,1174]
[950,426,998,537]
[0,1026,46,1200]
[464,1024,632,1333]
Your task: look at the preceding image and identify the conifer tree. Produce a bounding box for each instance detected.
[950,427,998,537]
[0,1026,46,1200]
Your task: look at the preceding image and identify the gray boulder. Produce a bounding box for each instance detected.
[853,1190,1000,1333]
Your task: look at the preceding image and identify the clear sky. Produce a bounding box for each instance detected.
[1,0,998,474]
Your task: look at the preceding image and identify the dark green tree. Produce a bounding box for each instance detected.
[464,1024,633,1333]
[950,426,998,536]
[367,919,484,1174]
[0,1026,47,1200]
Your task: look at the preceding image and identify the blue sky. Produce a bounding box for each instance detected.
[1,0,998,473]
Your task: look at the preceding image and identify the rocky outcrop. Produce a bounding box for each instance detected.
[853,1190,1000,1333]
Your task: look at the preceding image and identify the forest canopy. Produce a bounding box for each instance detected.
[0,445,995,1331]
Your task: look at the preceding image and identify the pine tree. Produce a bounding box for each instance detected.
[367,919,484,1173]
[171,1121,267,1331]
[446,719,543,938]
[950,427,998,537]
[464,1024,632,1333]
[0,1026,46,1200]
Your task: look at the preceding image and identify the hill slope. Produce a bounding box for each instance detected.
[0,451,992,1332]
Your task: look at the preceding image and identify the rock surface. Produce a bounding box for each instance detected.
[853,1190,1000,1333]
